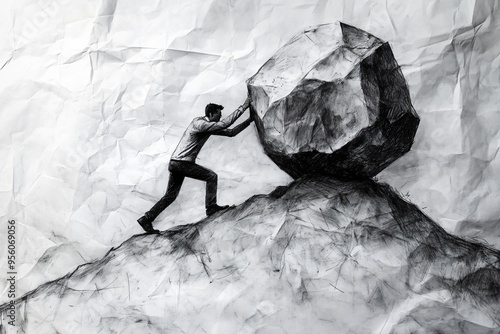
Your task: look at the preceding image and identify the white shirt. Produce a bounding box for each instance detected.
[171,106,245,162]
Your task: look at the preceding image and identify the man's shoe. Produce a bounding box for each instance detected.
[206,204,230,216]
[137,216,160,234]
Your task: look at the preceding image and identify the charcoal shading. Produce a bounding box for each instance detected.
[2,22,499,333]
[2,176,500,332]
[247,22,419,179]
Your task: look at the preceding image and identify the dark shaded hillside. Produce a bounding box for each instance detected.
[1,176,499,333]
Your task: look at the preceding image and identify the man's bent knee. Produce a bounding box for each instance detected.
[162,191,179,203]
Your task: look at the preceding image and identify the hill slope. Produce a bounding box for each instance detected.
[1,176,500,333]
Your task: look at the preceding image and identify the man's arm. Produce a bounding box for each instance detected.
[212,118,253,137]
[193,98,251,133]
[194,106,245,133]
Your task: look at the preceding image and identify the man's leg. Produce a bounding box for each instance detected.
[138,169,184,233]
[175,162,219,210]
[146,172,184,221]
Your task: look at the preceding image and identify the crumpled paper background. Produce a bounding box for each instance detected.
[0,0,499,306]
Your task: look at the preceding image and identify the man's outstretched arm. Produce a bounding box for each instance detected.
[194,98,251,133]
[212,118,253,137]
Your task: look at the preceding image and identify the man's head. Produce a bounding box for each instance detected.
[205,103,224,122]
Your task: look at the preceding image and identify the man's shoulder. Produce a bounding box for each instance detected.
[190,116,214,132]
[192,116,211,122]
[189,116,204,126]
[193,116,214,125]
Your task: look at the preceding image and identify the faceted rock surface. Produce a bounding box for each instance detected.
[247,22,419,179]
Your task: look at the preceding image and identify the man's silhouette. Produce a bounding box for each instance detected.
[138,97,253,233]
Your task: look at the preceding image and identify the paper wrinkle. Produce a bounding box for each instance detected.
[1,2,500,332]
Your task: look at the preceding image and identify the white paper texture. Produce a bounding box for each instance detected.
[1,0,499,331]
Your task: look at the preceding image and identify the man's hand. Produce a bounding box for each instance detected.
[242,96,252,110]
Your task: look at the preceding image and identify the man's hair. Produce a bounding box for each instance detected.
[205,103,224,117]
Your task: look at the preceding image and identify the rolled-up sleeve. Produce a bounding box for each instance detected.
[193,106,245,133]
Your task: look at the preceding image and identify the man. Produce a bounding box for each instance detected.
[137,97,253,233]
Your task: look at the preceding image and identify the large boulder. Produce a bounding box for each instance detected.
[247,22,419,179]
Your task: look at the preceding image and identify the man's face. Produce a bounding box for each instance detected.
[210,109,222,122]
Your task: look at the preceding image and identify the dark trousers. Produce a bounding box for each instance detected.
[145,160,218,221]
